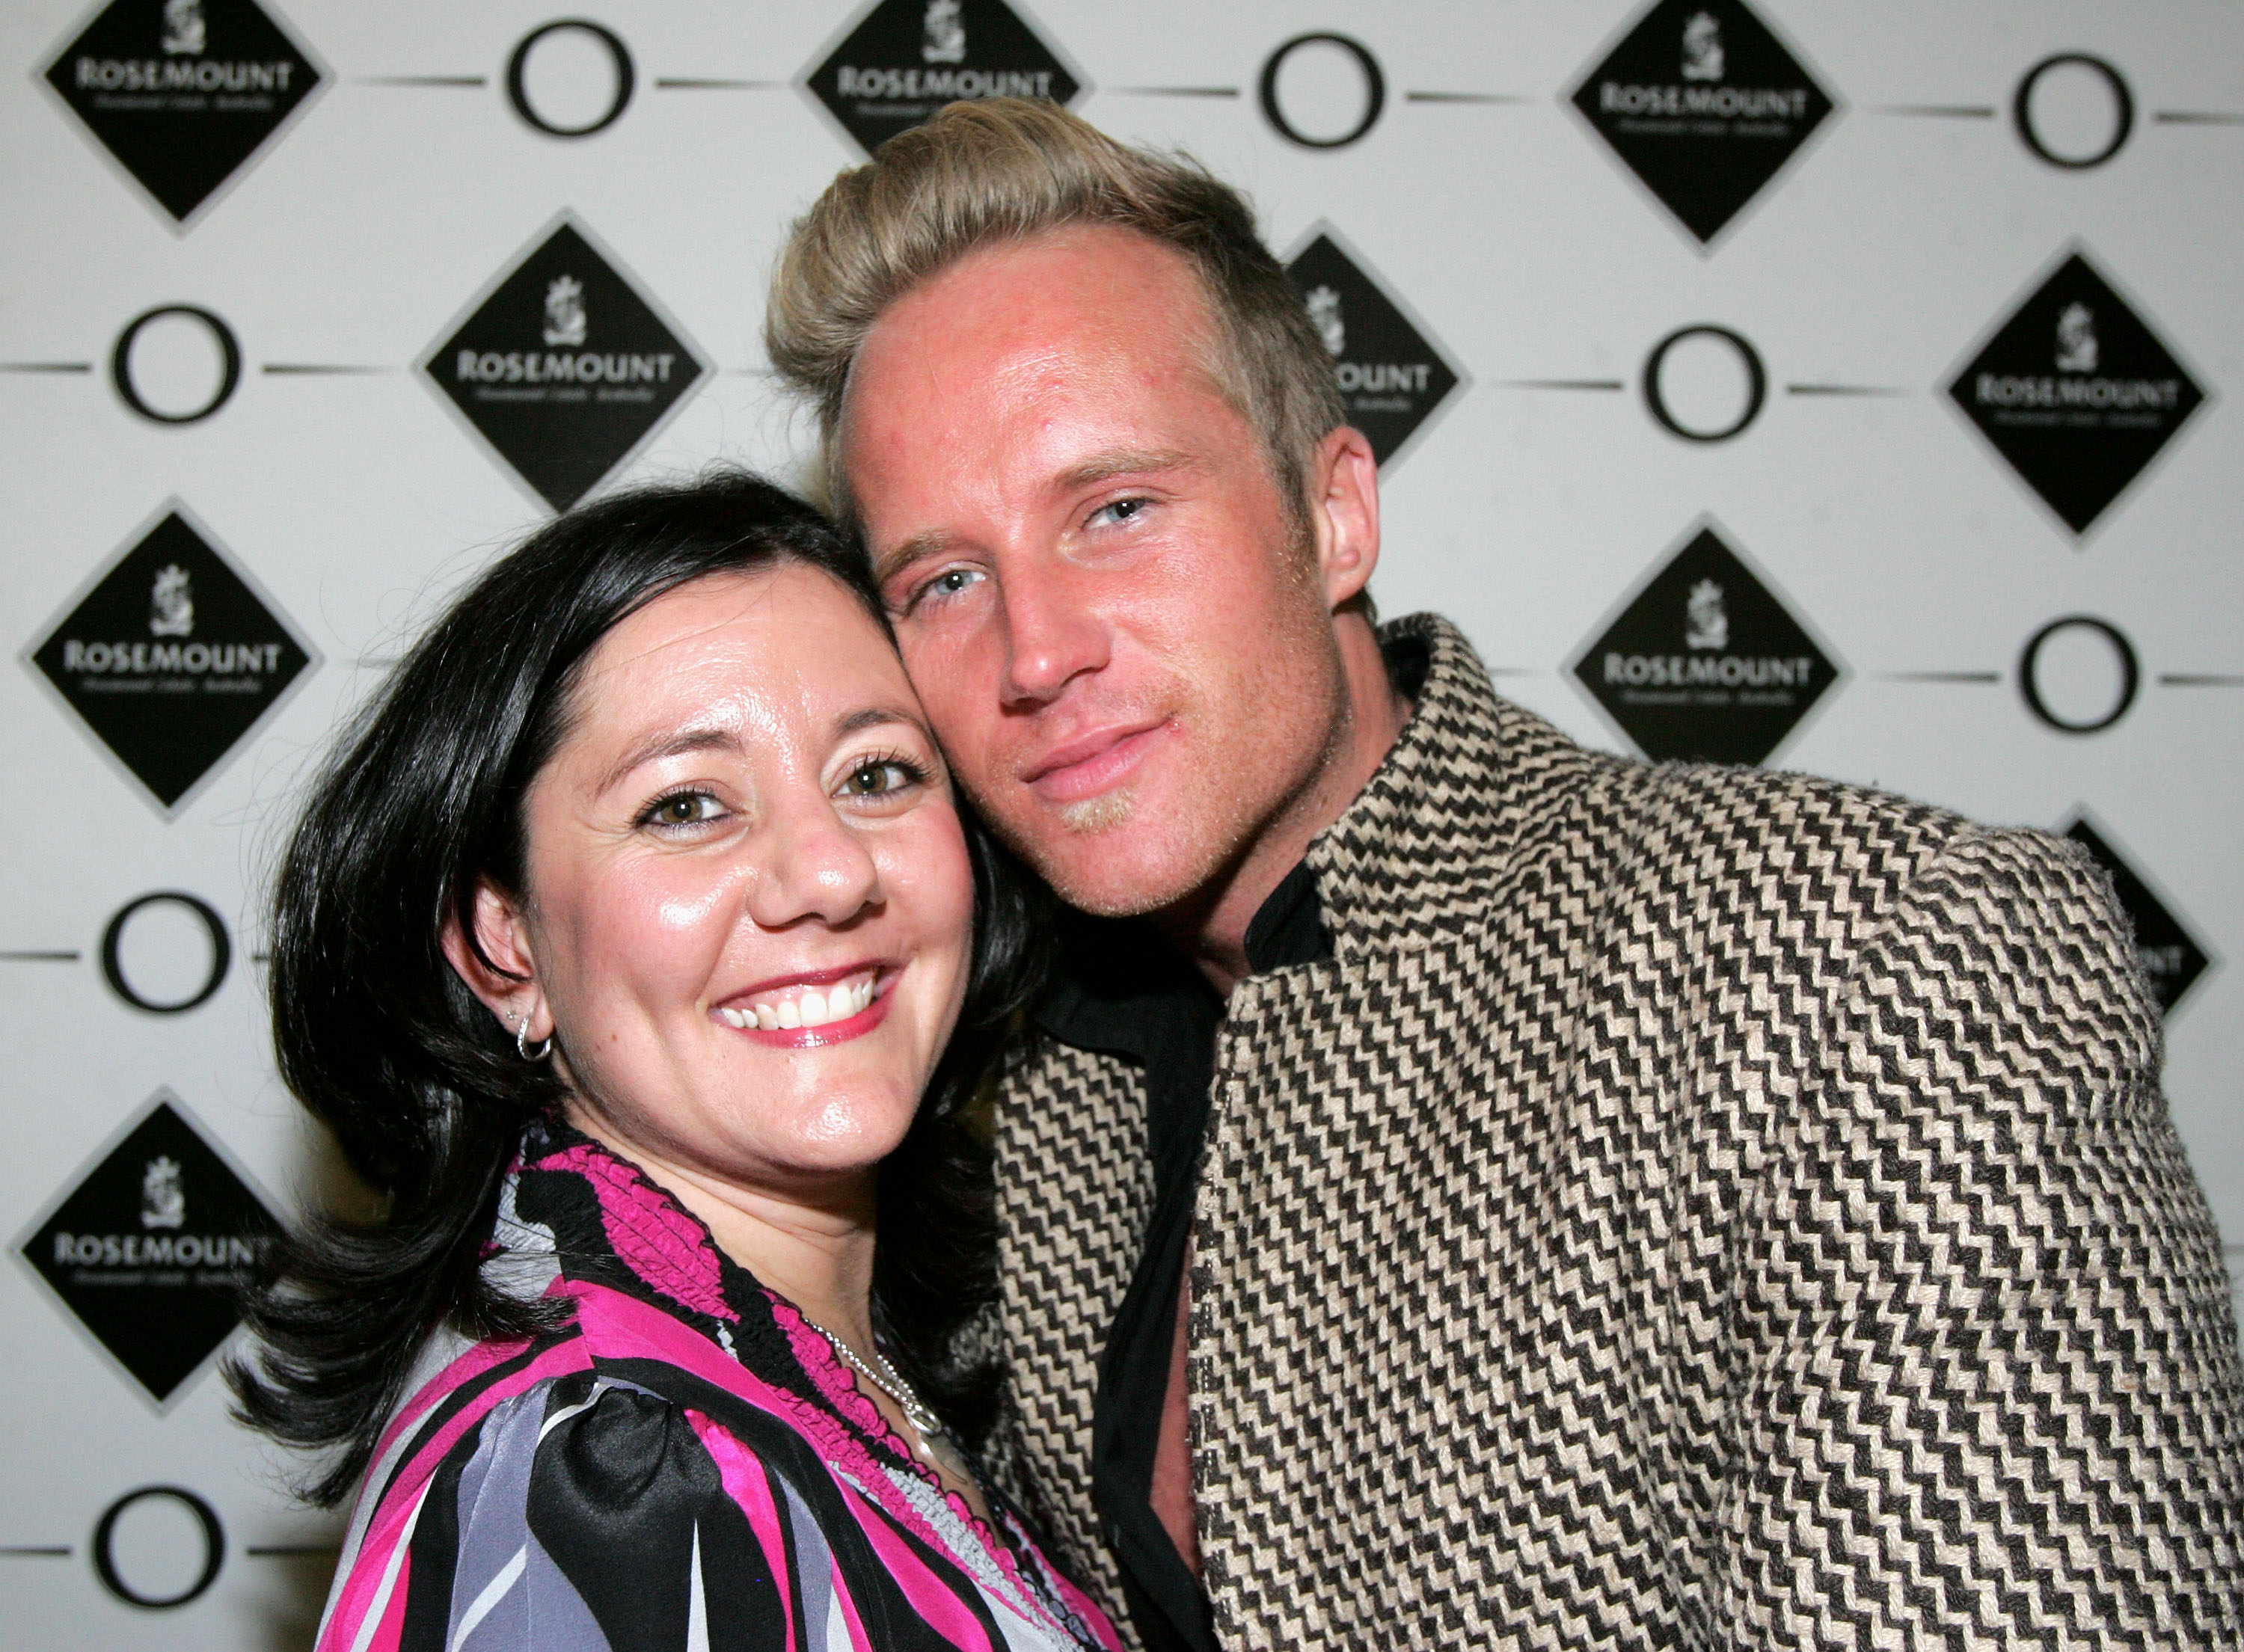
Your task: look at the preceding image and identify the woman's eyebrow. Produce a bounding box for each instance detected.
[835,705,929,740]
[598,726,741,794]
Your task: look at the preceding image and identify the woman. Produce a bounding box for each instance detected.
[231,471,1120,1652]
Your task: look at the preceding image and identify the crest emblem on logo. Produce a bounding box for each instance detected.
[1569,0,1838,251]
[1946,247,2209,536]
[26,503,316,814]
[162,0,206,55]
[1283,226,1465,471]
[2055,302,2098,373]
[15,1090,280,1407]
[1572,521,1842,766]
[1684,579,1728,650]
[39,0,328,231]
[1305,286,1346,357]
[149,564,194,637]
[922,0,966,63]
[140,1157,186,1229]
[1681,11,1723,80]
[803,0,1085,156]
[542,274,589,348]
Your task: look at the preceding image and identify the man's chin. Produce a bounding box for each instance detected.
[1014,799,1203,919]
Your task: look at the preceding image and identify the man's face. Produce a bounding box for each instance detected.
[843,225,1350,917]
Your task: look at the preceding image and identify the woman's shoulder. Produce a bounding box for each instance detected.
[322,1358,800,1652]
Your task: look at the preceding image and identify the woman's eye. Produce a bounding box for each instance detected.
[842,761,921,798]
[646,792,722,827]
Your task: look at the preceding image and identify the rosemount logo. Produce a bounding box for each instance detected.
[1568,0,1838,250]
[1946,245,2210,538]
[2061,812,2213,1019]
[421,213,710,512]
[24,500,316,816]
[803,0,1085,156]
[39,0,328,232]
[16,1089,280,1408]
[1572,518,1843,764]
[1284,224,1465,470]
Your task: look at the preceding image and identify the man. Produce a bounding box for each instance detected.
[767,99,2244,1649]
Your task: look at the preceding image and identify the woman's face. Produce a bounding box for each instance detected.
[502,564,975,1196]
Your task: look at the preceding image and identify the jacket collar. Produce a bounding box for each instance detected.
[1306,612,1583,960]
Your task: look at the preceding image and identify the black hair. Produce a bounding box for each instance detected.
[227,468,1045,1505]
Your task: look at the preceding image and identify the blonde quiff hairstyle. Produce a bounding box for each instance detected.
[764,98,1344,527]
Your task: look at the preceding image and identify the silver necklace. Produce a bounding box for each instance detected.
[803,1315,951,1464]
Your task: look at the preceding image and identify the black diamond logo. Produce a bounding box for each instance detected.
[16,1090,280,1408]
[803,0,1085,157]
[1284,225,1466,471]
[2062,814,2215,1019]
[1568,0,1837,250]
[421,214,710,512]
[39,0,327,232]
[1946,248,2209,538]
[1572,520,1842,765]
[25,502,316,816]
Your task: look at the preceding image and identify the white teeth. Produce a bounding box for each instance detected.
[725,976,876,1032]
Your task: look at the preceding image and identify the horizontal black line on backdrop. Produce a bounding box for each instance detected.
[1878,671,2002,683]
[0,1547,70,1557]
[1405,92,1532,105]
[0,951,80,962]
[1110,86,1239,97]
[1786,384,1910,397]
[263,364,395,375]
[2159,674,2244,686]
[1498,378,1624,390]
[356,76,485,87]
[0,362,92,372]
[654,79,781,90]
[2155,111,2244,125]
[1873,105,1996,118]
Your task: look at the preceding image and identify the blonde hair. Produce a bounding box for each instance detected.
[764,98,1343,523]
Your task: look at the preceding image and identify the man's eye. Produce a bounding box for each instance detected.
[1094,497,1149,527]
[922,568,981,602]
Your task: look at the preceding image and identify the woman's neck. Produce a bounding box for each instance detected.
[562,1105,880,1351]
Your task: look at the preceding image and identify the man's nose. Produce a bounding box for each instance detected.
[744,805,882,931]
[998,559,1110,707]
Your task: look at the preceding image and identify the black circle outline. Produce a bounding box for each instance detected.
[2018,615,2140,734]
[2012,53,2134,171]
[1641,325,1768,443]
[109,307,242,427]
[100,891,232,1015]
[506,19,636,138]
[1258,33,1386,150]
[92,1487,225,1610]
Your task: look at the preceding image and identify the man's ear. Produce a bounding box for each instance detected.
[1305,424,1382,612]
[438,878,550,1044]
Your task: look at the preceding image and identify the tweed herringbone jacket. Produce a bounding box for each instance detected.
[977,613,2244,1650]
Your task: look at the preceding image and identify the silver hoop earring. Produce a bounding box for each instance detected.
[515,1013,554,1063]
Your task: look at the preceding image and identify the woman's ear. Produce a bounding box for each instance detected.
[439,879,550,1044]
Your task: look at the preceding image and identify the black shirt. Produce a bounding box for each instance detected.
[1033,861,1333,1652]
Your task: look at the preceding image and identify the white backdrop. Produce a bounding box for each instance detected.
[3,2,2240,1645]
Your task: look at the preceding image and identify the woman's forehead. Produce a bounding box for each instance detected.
[562,566,910,757]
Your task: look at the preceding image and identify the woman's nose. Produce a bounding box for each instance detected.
[744,802,882,930]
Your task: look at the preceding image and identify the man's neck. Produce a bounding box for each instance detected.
[1156,613,1408,997]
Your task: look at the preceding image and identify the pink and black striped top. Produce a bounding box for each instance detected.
[314,1121,1123,1652]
